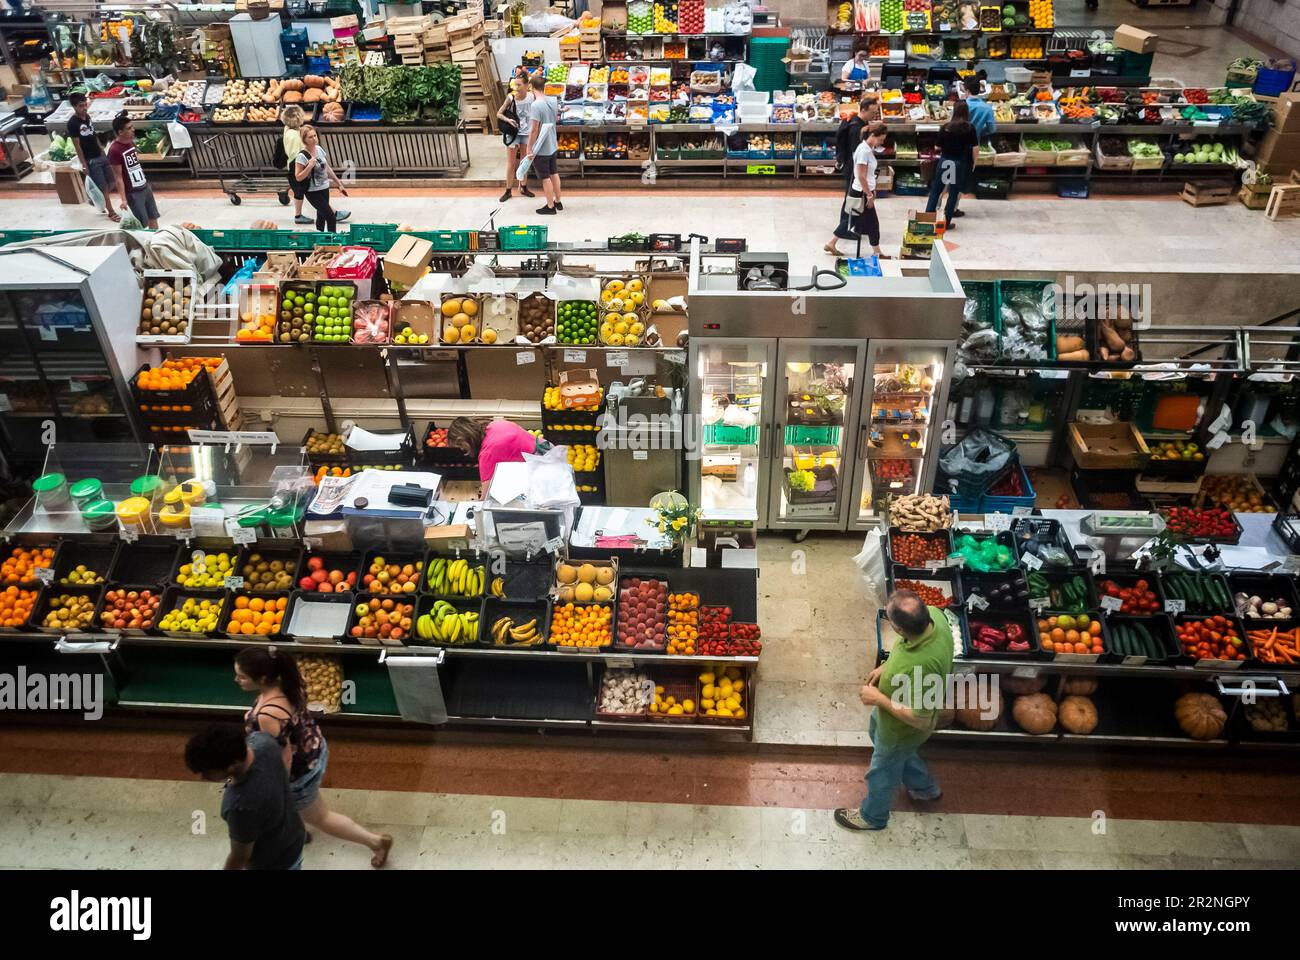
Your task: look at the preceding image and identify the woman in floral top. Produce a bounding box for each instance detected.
[236,646,392,867]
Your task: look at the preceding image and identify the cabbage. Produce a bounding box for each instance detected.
[48,134,76,163]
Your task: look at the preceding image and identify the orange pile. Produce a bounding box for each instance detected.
[236,311,276,342]
[136,357,223,391]
[227,594,287,635]
[1,546,54,583]
[0,586,38,627]
[550,602,612,648]
[667,592,698,655]
[1037,614,1103,655]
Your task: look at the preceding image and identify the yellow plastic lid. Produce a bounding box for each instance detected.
[117,497,152,524]
[157,503,191,526]
[179,481,206,505]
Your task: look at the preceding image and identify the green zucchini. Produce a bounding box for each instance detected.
[1134,621,1155,659]
[1112,624,1128,657]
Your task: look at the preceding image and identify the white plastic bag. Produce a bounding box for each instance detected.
[522,444,581,511]
[852,530,888,608]
[515,153,533,183]
[731,62,757,91]
[84,175,106,213]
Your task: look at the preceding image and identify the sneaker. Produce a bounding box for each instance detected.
[907,788,943,802]
[521,187,535,198]
[499,189,513,202]
[335,210,351,223]
[535,206,557,215]
[951,210,966,218]
[554,201,564,211]
[943,221,956,232]
[294,214,313,225]
[834,808,886,831]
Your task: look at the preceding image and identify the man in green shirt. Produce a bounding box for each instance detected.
[836,589,954,831]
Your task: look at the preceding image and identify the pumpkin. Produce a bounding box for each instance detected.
[1011,692,1057,735]
[282,90,303,103]
[304,74,327,89]
[281,78,304,93]
[1058,695,1098,734]
[1001,674,1045,696]
[251,219,278,230]
[1060,676,1097,697]
[321,102,345,121]
[956,682,1002,731]
[303,87,324,103]
[1175,692,1226,740]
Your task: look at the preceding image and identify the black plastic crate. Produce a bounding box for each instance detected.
[109,541,181,587]
[648,233,681,252]
[960,568,1030,612]
[499,558,553,601]
[1226,573,1299,622]
[301,428,349,467]
[1159,507,1243,545]
[422,552,488,598]
[282,590,355,642]
[481,597,551,648]
[965,610,1040,658]
[349,425,417,467]
[93,584,166,635]
[714,237,747,252]
[607,235,649,252]
[294,552,362,595]
[170,545,242,589]
[1104,614,1178,664]
[52,541,119,586]
[949,529,1019,571]
[413,595,483,646]
[220,591,290,640]
[1024,568,1095,614]
[1010,516,1079,568]
[235,544,304,594]
[347,593,419,645]
[1238,618,1300,671]
[1157,570,1234,615]
[1094,571,1165,615]
[28,583,103,633]
[442,658,592,721]
[1172,613,1252,666]
[156,586,229,639]
[355,551,425,597]
[886,527,953,570]
[420,420,471,466]
[0,540,61,587]
[886,567,964,610]
[1233,695,1300,743]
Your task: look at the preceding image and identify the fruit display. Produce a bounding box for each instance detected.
[615,577,667,651]
[161,79,205,108]
[298,556,358,593]
[414,599,478,645]
[565,443,601,474]
[1037,613,1103,655]
[2,545,55,584]
[488,609,544,647]
[277,285,318,343]
[518,294,555,343]
[60,563,104,586]
[1009,36,1042,58]
[440,295,479,344]
[875,459,913,483]
[556,300,600,345]
[653,1,675,31]
[1161,571,1231,614]
[304,431,346,460]
[550,601,613,648]
[890,532,948,567]
[239,552,296,593]
[699,665,745,720]
[1177,615,1247,661]
[1026,572,1090,613]
[98,588,160,630]
[726,622,762,657]
[1011,692,1057,734]
[159,595,224,634]
[888,493,953,531]
[1107,621,1167,659]
[313,465,352,485]
[351,301,391,345]
[554,561,615,604]
[1162,507,1239,542]
[221,78,269,105]
[969,617,1032,654]
[627,0,653,32]
[980,4,1002,28]
[425,426,450,453]
[880,0,904,31]
[0,585,35,627]
[1243,700,1287,733]
[699,605,730,655]
[138,277,192,339]
[176,551,234,588]
[391,320,430,345]
[425,557,483,597]
[40,592,96,629]
[1098,578,1159,615]
[362,555,424,595]
[598,277,648,346]
[1201,475,1274,513]
[1175,691,1227,740]
[597,669,654,716]
[648,681,694,718]
[894,579,953,608]
[1096,304,1140,358]
[953,534,1016,572]
[666,590,697,654]
[1028,0,1052,26]
[1147,438,1203,463]
[311,284,356,343]
[298,655,344,712]
[1236,591,1294,620]
[352,597,415,643]
[227,594,287,636]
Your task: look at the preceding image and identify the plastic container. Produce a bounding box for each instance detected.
[130,474,166,504]
[69,478,104,510]
[178,480,206,507]
[156,502,192,534]
[266,505,301,539]
[81,499,119,532]
[32,473,70,511]
[116,497,157,535]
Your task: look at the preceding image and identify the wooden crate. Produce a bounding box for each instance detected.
[1240,182,1273,209]
[559,42,581,62]
[1180,180,1231,207]
[580,41,603,60]
[1266,177,1300,220]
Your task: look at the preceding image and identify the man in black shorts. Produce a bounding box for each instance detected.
[66,92,119,222]
[524,73,562,215]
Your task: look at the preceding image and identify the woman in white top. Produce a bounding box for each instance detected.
[826,122,889,259]
[840,49,870,84]
[497,76,536,202]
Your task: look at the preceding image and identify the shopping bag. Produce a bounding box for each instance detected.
[515,153,533,183]
[84,175,106,213]
[119,210,143,230]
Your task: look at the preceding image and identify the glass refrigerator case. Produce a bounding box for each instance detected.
[693,338,775,517]
[767,340,866,530]
[849,340,955,530]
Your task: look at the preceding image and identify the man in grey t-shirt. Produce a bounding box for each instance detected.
[524,72,563,215]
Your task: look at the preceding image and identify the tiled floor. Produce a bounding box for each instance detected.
[0,772,1293,869]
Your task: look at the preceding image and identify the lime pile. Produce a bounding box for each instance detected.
[312,284,355,343]
[278,287,317,343]
[557,300,599,345]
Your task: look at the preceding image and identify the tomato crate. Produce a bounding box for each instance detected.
[887,568,964,609]
[886,528,953,571]
[1094,573,1166,616]
[1173,614,1252,668]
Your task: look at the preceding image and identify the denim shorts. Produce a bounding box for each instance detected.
[289,738,328,811]
[126,185,159,224]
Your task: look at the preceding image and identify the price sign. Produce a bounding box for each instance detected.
[1100,595,1123,614]
[543,536,565,554]
[174,529,192,542]
[1011,665,1040,680]
[120,526,139,543]
[924,559,947,570]
[1069,68,1090,78]
[231,526,257,545]
[607,350,629,369]
[1022,553,1043,571]
[224,576,245,590]
[633,450,648,460]
[34,566,54,584]
[946,555,966,568]
[1030,596,1049,612]
[745,164,776,175]
[1165,598,1186,614]
[69,381,88,393]
[39,326,57,342]
[1012,506,1034,517]
[303,537,323,551]
[1206,430,1231,450]
[968,593,988,611]
[516,350,535,365]
[608,657,635,669]
[564,349,587,364]
[986,513,1011,532]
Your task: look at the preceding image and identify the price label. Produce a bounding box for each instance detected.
[608,657,635,669]
[120,526,139,543]
[1165,598,1186,614]
[1206,430,1231,450]
[1100,595,1123,614]
[543,536,565,554]
[607,350,629,368]
[939,23,951,31]
[1012,506,1034,517]
[1030,596,1049,612]
[986,513,1011,532]
[303,537,323,551]
[564,349,587,364]
[231,526,257,545]
[34,566,54,584]
[968,593,988,611]
[39,326,57,342]
[1011,665,1040,679]
[516,350,535,365]
[1022,553,1043,571]
[745,164,776,175]
[224,575,245,590]
[1069,68,1090,78]
[174,529,192,542]
[915,123,940,133]
[924,559,947,570]
[633,450,648,460]
[69,381,88,393]
[946,555,966,568]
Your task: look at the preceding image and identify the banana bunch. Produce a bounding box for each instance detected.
[490,577,505,598]
[415,601,479,645]
[426,557,485,597]
[490,615,542,647]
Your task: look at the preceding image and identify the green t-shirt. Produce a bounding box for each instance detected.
[875,606,954,751]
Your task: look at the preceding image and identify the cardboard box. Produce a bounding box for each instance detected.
[53,166,87,205]
[1271,93,1300,134]
[1258,129,1300,175]
[330,14,359,29]
[393,299,437,340]
[1068,421,1151,470]
[383,235,434,287]
[424,523,473,551]
[297,245,343,281]
[1112,24,1157,55]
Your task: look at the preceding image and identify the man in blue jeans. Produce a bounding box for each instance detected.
[835,589,953,831]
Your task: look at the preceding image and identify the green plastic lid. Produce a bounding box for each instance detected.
[33,473,66,493]
[81,499,116,522]
[70,478,103,500]
[130,474,164,497]
[266,506,301,528]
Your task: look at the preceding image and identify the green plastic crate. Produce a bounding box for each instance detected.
[785,424,841,446]
[962,279,997,331]
[498,225,548,250]
[997,279,1058,361]
[348,223,399,250]
[417,229,470,251]
[704,423,759,445]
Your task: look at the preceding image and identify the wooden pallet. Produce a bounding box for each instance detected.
[1265,182,1300,220]
[1180,180,1232,207]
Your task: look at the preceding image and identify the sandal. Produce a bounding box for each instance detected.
[371,834,393,868]
[824,242,842,255]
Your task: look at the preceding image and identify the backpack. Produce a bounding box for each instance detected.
[835,116,863,169]
[272,129,288,169]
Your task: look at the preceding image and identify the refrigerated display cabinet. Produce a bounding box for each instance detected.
[0,245,142,473]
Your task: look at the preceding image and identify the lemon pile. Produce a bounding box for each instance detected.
[700,666,746,719]
[178,552,234,588]
[566,444,600,472]
[599,277,647,346]
[160,596,224,634]
[441,296,479,344]
[649,685,695,717]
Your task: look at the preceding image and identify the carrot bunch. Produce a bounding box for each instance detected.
[1247,626,1300,665]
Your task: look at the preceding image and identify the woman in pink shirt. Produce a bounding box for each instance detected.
[448,417,547,492]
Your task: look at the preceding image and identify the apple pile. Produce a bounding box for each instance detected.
[362,555,423,596]
[298,555,358,593]
[351,301,391,345]
[425,426,449,450]
[351,597,415,643]
[616,577,667,651]
[99,588,161,630]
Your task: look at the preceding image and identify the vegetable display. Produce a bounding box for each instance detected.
[1245,626,1299,665]
[891,533,948,567]
[1098,578,1159,615]
[956,681,1002,730]
[1037,613,1103,655]
[1162,507,1238,541]
[1095,304,1136,362]
[1175,692,1226,740]
[1161,572,1231,614]
[338,63,460,124]
[1235,591,1293,620]
[1244,700,1287,733]
[1107,620,1165,660]
[1027,572,1089,613]
[952,534,1015,572]
[1011,692,1057,734]
[889,493,953,532]
[969,618,1031,654]
[1058,695,1098,735]
[1176,615,1246,661]
[896,578,952,608]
